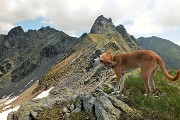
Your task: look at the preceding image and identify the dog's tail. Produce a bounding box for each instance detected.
[156,56,180,81]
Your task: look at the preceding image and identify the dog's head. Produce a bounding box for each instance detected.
[86,50,117,72]
[93,50,116,67]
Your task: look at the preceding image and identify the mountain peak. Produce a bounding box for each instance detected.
[90,15,116,34]
[8,26,24,37]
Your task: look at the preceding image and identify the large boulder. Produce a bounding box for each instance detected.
[95,96,120,120]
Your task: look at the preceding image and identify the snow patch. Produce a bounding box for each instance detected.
[2,95,6,99]
[34,87,54,99]
[0,94,15,105]
[0,105,20,120]
[24,79,34,88]
[4,96,18,105]
[2,105,12,111]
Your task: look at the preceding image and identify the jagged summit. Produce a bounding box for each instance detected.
[90,15,116,34]
[8,26,24,37]
[116,24,128,38]
[90,15,139,50]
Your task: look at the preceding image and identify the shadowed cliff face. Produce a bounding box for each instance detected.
[0,26,78,98]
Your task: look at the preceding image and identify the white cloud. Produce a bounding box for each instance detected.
[40,20,53,25]
[0,0,180,44]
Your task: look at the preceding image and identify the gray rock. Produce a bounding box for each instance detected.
[100,90,133,113]
[116,24,128,38]
[69,104,75,112]
[13,87,76,120]
[75,92,84,110]
[7,111,18,120]
[30,111,38,119]
[94,96,120,120]
[62,107,68,113]
[83,94,95,114]
[71,108,81,113]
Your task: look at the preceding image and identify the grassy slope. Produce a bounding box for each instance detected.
[124,70,180,119]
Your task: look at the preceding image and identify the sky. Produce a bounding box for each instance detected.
[0,0,180,45]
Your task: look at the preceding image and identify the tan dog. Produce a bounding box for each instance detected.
[94,50,180,96]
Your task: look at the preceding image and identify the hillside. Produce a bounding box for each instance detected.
[137,36,180,70]
[1,15,180,120]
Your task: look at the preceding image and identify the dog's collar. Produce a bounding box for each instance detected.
[100,59,116,67]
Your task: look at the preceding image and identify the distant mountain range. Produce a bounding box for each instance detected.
[137,36,180,70]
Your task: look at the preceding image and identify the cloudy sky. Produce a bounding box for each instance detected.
[0,0,180,45]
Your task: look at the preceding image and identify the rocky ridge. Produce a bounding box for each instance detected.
[8,86,139,120]
[6,15,141,120]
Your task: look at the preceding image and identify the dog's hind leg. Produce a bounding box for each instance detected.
[149,66,158,93]
[141,62,155,97]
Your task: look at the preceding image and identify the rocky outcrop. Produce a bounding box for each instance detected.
[8,85,136,120]
[116,24,138,49]
[0,59,12,77]
[40,36,77,57]
[90,15,116,34]
[11,58,38,82]
[116,24,128,38]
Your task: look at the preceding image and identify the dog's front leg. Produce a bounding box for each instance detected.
[119,73,125,93]
[111,70,121,95]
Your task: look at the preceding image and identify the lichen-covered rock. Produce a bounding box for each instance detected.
[83,94,95,114]
[8,87,76,120]
[7,111,18,120]
[94,96,120,120]
[102,92,133,113]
